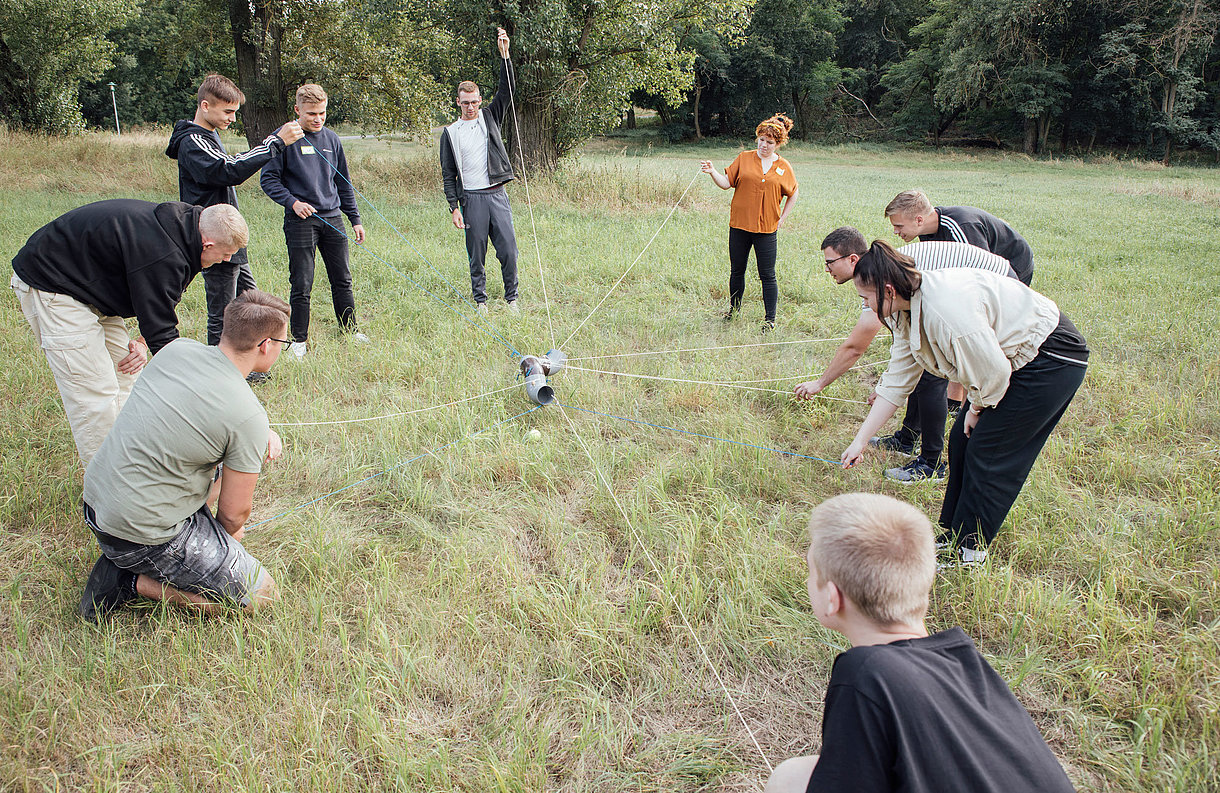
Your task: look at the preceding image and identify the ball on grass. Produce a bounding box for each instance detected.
[527,428,542,441]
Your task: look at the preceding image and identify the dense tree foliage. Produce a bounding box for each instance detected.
[437,0,753,172]
[0,0,137,134]
[2,0,1218,164]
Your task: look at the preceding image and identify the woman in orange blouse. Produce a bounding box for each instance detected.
[700,114,800,331]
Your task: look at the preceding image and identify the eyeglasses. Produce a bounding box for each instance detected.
[263,337,292,350]
[824,254,852,267]
[458,99,482,106]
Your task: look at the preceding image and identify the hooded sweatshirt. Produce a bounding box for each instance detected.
[165,121,285,265]
[12,199,205,354]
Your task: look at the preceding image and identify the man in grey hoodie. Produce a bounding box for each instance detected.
[440,27,520,313]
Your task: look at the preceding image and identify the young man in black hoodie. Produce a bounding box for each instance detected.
[440,27,520,314]
[165,74,303,348]
[10,200,248,465]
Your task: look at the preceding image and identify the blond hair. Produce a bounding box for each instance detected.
[807,493,934,626]
[198,204,249,250]
[885,190,933,219]
[755,114,794,147]
[455,80,479,97]
[222,290,291,351]
[295,84,328,106]
[198,74,244,106]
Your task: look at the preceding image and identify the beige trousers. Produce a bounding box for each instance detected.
[11,273,137,466]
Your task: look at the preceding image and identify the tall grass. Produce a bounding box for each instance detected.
[1,129,1217,792]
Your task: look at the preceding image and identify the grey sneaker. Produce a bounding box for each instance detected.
[884,457,947,483]
[937,546,987,572]
[79,556,138,622]
[476,303,489,316]
[352,331,371,344]
[246,371,271,385]
[869,433,917,455]
[506,300,520,314]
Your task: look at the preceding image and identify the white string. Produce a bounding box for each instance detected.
[558,405,774,774]
[563,364,869,404]
[567,336,850,362]
[559,171,702,350]
[502,54,557,349]
[848,359,887,371]
[270,383,524,427]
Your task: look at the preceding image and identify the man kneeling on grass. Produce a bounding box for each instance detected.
[765,493,1075,793]
[79,290,291,620]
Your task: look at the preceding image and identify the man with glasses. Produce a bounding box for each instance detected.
[440,27,520,315]
[793,227,1015,482]
[78,290,291,620]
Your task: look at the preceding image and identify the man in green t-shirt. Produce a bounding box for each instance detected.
[79,290,291,619]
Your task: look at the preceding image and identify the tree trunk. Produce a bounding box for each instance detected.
[625,106,635,130]
[1037,113,1051,154]
[693,84,703,139]
[791,88,811,139]
[505,94,558,176]
[1023,117,1036,155]
[230,0,288,147]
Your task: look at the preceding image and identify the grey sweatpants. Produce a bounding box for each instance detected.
[463,186,518,303]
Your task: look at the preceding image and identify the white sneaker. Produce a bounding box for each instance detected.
[506,300,520,314]
[352,331,370,344]
[476,303,489,316]
[290,341,307,360]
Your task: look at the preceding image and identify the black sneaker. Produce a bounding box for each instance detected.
[246,371,271,385]
[761,320,776,333]
[79,556,138,622]
[868,433,917,455]
[722,309,737,322]
[884,457,947,483]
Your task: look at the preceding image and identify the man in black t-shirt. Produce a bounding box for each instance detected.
[762,493,1076,793]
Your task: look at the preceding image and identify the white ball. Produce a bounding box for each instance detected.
[527,428,542,440]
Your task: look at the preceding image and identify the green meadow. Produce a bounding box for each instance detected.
[1,127,1218,791]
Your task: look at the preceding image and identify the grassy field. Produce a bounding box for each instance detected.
[1,125,1218,792]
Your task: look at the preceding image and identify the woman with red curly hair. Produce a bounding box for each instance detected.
[701,114,800,331]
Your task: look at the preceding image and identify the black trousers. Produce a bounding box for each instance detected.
[939,352,1086,550]
[284,214,357,342]
[894,370,950,465]
[727,227,778,321]
[201,259,257,346]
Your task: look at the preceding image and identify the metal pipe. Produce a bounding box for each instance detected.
[541,348,567,375]
[520,355,555,405]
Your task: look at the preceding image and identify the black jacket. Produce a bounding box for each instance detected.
[919,206,1035,285]
[440,58,517,211]
[12,200,204,353]
[165,121,285,265]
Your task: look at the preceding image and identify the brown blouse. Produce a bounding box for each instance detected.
[725,151,798,233]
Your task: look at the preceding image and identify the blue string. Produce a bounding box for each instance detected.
[311,214,522,358]
[558,403,840,466]
[307,141,482,313]
[249,405,541,528]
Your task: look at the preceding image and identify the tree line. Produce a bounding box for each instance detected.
[1,0,1217,168]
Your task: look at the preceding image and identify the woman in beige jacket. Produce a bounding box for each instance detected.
[841,240,1089,566]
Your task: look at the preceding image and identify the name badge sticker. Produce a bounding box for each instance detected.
[776,167,785,175]
[301,145,315,155]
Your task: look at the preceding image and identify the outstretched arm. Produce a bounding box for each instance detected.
[700,160,731,189]
[485,28,517,123]
[794,311,882,399]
